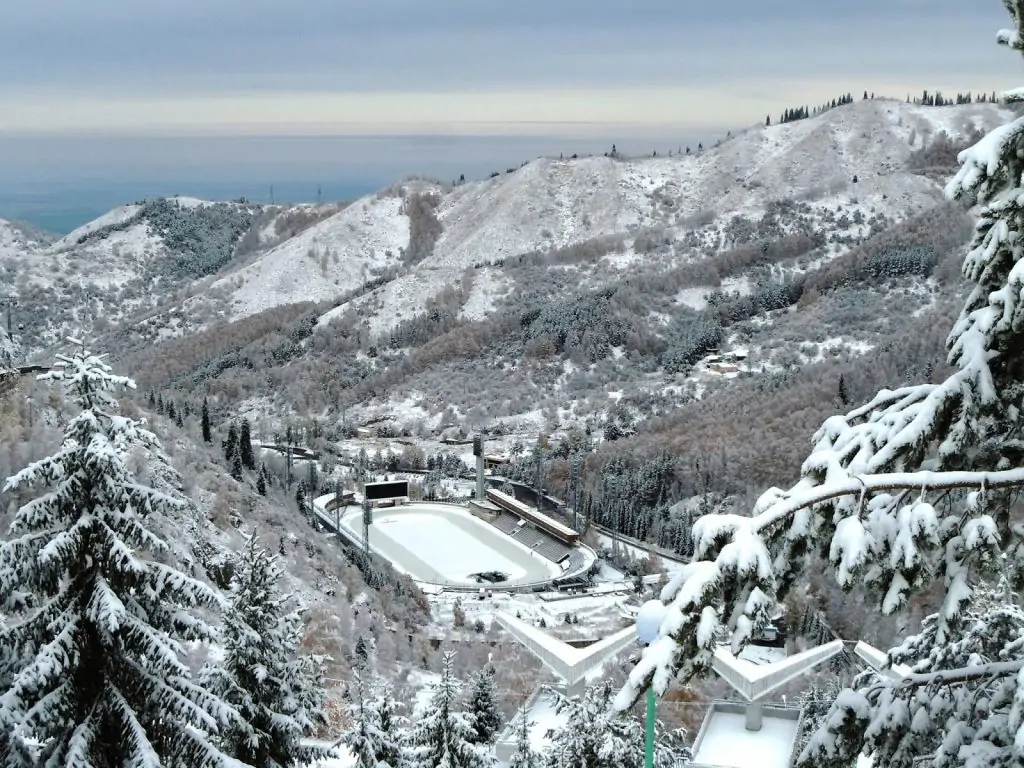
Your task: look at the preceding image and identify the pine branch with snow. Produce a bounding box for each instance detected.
[615,4,1024,766]
[404,652,494,768]
[801,580,1024,768]
[0,341,243,768]
[200,532,332,768]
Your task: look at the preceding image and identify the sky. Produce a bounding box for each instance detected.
[0,0,1019,201]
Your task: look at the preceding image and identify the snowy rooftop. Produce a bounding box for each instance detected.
[691,704,800,768]
[495,686,568,764]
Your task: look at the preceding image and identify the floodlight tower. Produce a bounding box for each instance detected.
[473,433,485,500]
[334,475,344,534]
[361,496,372,558]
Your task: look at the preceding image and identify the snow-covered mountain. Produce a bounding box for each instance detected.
[201,98,1009,338]
[0,98,1005,354]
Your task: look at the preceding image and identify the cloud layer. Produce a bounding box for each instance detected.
[1,0,1015,135]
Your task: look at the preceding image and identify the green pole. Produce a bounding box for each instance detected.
[645,685,656,768]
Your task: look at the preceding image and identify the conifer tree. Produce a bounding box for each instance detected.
[239,418,255,470]
[224,422,238,463]
[295,481,309,521]
[508,714,540,768]
[202,396,212,443]
[405,652,494,768]
[466,666,501,745]
[231,451,243,482]
[256,468,267,496]
[341,669,399,768]
[616,5,1024,767]
[372,681,404,768]
[547,682,685,768]
[0,342,240,767]
[200,534,331,768]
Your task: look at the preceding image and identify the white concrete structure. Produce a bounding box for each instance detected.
[689,639,848,768]
[492,612,640,764]
[494,610,638,697]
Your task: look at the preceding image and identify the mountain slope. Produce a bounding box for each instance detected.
[210,193,409,321]
[309,99,1006,338]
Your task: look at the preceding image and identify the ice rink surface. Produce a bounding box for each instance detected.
[339,503,561,587]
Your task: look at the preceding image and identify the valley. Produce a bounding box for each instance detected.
[1,92,1019,768]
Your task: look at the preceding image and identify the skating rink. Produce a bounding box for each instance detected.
[338,502,561,587]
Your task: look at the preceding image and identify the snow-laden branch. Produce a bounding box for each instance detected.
[876,659,1024,691]
[748,467,1024,534]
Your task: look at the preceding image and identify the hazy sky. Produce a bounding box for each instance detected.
[0,0,1019,187]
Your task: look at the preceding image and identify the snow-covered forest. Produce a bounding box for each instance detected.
[3,2,1024,767]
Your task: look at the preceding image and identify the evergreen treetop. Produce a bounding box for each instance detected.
[0,341,240,767]
[405,652,494,768]
[200,533,331,768]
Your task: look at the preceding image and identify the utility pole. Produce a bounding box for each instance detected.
[285,424,293,490]
[0,296,17,368]
[570,454,581,531]
[317,184,322,204]
[270,184,275,205]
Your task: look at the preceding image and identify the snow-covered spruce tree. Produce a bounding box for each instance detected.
[466,665,501,745]
[239,419,255,471]
[200,533,331,768]
[202,396,212,443]
[340,669,400,768]
[546,682,686,768]
[507,713,540,768]
[794,676,846,757]
[372,681,405,768]
[405,651,494,768]
[0,342,241,767]
[615,5,1024,766]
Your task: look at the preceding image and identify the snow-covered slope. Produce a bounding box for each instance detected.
[4,98,1007,350]
[206,194,410,320]
[0,218,50,259]
[51,204,143,251]
[312,99,1007,336]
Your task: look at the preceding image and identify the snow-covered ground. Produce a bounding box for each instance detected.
[50,204,142,250]
[306,743,355,768]
[521,689,567,754]
[220,194,409,321]
[692,710,799,768]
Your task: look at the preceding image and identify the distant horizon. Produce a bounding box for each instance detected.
[0,181,387,235]
[0,128,734,234]
[0,89,1009,234]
